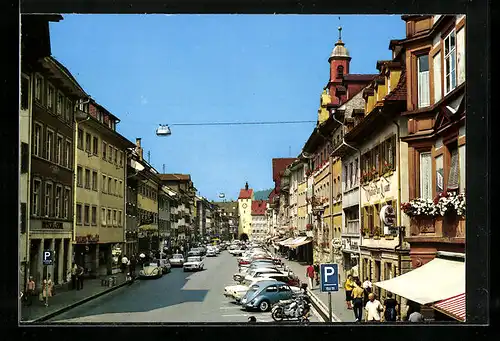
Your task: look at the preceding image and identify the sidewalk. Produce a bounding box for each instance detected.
[282,258,354,322]
[21,272,127,322]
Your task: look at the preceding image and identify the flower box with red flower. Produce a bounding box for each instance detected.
[306,224,313,231]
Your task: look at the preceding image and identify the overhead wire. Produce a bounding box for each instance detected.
[168,120,316,126]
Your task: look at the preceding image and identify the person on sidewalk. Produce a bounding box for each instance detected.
[306,263,315,290]
[351,279,365,322]
[71,263,78,290]
[313,262,320,286]
[344,274,355,310]
[41,275,52,306]
[25,276,36,306]
[383,292,399,322]
[76,264,85,290]
[365,293,384,322]
[362,277,372,306]
[121,254,129,273]
[408,302,424,322]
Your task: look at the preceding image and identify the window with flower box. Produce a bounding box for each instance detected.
[419,152,433,199]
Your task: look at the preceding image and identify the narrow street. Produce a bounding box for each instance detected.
[48,251,321,323]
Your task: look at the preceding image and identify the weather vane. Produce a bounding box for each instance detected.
[338,16,342,40]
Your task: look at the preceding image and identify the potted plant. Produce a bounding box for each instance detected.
[362,227,370,237]
[373,227,381,239]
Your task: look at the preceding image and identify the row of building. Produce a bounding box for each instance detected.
[265,15,466,321]
[19,15,236,290]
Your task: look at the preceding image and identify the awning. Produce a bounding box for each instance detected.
[130,159,145,171]
[139,224,158,231]
[278,237,294,246]
[432,293,466,322]
[289,237,312,249]
[373,258,465,305]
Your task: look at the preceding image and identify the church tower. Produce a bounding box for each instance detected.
[328,26,351,106]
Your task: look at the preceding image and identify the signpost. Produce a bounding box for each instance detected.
[320,263,339,323]
[42,250,54,306]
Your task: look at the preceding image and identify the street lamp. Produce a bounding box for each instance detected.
[156,124,171,136]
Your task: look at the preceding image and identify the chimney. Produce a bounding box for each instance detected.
[135,138,143,160]
[245,182,249,191]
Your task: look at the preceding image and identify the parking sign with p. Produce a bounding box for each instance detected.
[320,263,339,292]
[43,250,54,265]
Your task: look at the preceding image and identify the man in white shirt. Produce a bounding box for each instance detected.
[365,293,384,322]
[362,278,373,306]
[121,255,129,273]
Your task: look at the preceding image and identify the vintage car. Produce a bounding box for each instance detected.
[139,262,164,279]
[169,254,185,267]
[241,281,295,312]
[158,258,172,274]
[206,247,217,257]
[183,256,205,272]
[224,277,280,302]
[243,268,285,283]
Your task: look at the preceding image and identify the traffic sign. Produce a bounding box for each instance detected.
[320,263,339,293]
[43,250,54,265]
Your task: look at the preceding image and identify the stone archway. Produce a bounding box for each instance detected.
[239,233,249,241]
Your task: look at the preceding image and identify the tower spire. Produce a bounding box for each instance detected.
[338,25,342,41]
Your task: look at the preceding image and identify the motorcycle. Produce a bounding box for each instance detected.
[271,293,311,323]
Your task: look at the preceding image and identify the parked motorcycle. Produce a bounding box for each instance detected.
[271,293,311,322]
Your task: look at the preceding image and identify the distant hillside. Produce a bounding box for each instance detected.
[253,188,273,201]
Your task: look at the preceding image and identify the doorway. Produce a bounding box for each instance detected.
[375,260,381,298]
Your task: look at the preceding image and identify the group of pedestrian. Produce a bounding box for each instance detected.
[70,262,85,291]
[121,254,138,278]
[24,273,56,307]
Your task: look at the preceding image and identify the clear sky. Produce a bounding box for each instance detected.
[49,14,405,201]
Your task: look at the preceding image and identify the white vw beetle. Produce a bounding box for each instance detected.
[183,256,204,272]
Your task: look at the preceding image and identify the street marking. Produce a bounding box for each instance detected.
[221,314,249,317]
[220,306,241,309]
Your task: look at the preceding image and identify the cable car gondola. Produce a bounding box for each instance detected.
[156,124,171,136]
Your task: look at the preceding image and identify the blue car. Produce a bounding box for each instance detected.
[240,280,294,312]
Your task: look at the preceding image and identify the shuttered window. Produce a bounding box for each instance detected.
[447,146,460,191]
[418,55,430,108]
[433,52,442,103]
[459,145,466,193]
[419,152,433,199]
[435,155,444,194]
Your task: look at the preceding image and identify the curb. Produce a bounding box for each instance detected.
[27,280,130,323]
[306,289,342,322]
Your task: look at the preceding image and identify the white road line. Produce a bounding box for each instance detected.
[220,306,241,309]
[221,314,249,317]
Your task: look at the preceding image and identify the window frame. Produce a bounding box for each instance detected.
[76,203,82,225]
[55,134,63,165]
[46,128,54,161]
[84,204,90,225]
[77,128,84,150]
[419,151,433,200]
[65,98,72,122]
[64,139,71,168]
[85,132,92,153]
[63,187,70,219]
[44,181,53,217]
[102,174,107,193]
[417,54,431,108]
[102,207,107,226]
[34,74,44,103]
[33,122,43,157]
[92,136,99,155]
[444,29,457,95]
[32,178,42,216]
[47,82,55,112]
[92,171,98,191]
[102,141,107,159]
[91,206,97,226]
[55,184,62,218]
[56,91,64,116]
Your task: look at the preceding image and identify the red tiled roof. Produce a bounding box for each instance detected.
[238,189,253,199]
[158,173,191,181]
[272,158,297,182]
[251,200,267,215]
[385,67,407,101]
[343,74,378,82]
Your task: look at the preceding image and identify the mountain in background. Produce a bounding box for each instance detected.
[253,188,273,201]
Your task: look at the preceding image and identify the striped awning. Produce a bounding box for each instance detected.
[432,293,466,322]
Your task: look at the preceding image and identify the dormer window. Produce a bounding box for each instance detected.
[337,65,344,78]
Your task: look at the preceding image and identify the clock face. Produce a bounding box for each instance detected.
[242,203,247,208]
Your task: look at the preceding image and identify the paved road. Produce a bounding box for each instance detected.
[47,251,322,323]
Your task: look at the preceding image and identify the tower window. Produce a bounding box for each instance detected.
[337,65,344,78]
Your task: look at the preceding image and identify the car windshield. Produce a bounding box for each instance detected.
[148,263,158,267]
[173,254,183,259]
[187,257,201,262]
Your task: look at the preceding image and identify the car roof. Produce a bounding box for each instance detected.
[255,280,287,287]
[250,267,279,272]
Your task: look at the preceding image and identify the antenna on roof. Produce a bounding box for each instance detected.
[163,164,165,173]
[147,151,151,163]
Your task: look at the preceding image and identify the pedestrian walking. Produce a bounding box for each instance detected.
[40,274,53,306]
[306,263,315,290]
[25,276,35,306]
[365,293,384,322]
[344,274,355,310]
[383,292,399,322]
[76,264,85,290]
[313,262,320,286]
[351,279,364,322]
[129,255,137,278]
[71,262,78,290]
[121,254,129,273]
[408,302,424,322]
[362,277,372,307]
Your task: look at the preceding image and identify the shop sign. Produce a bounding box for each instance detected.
[76,234,99,244]
[42,221,63,230]
[380,205,396,227]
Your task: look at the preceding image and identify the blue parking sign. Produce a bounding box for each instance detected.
[320,263,339,292]
[43,250,54,266]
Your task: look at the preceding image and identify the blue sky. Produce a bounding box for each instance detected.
[49,14,405,201]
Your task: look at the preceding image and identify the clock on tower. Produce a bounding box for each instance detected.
[242,203,247,209]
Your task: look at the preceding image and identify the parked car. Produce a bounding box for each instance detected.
[224,277,278,301]
[169,254,185,267]
[243,268,285,283]
[187,249,202,257]
[183,256,205,272]
[139,262,163,279]
[206,248,217,257]
[157,258,172,274]
[233,266,281,282]
[241,281,295,312]
[257,272,301,287]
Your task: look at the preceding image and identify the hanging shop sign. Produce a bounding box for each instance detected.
[76,234,99,244]
[380,205,396,227]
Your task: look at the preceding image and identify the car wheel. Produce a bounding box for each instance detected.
[258,300,270,312]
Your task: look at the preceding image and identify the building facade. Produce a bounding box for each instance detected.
[399,15,466,267]
[74,99,133,276]
[251,200,268,242]
[237,182,254,239]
